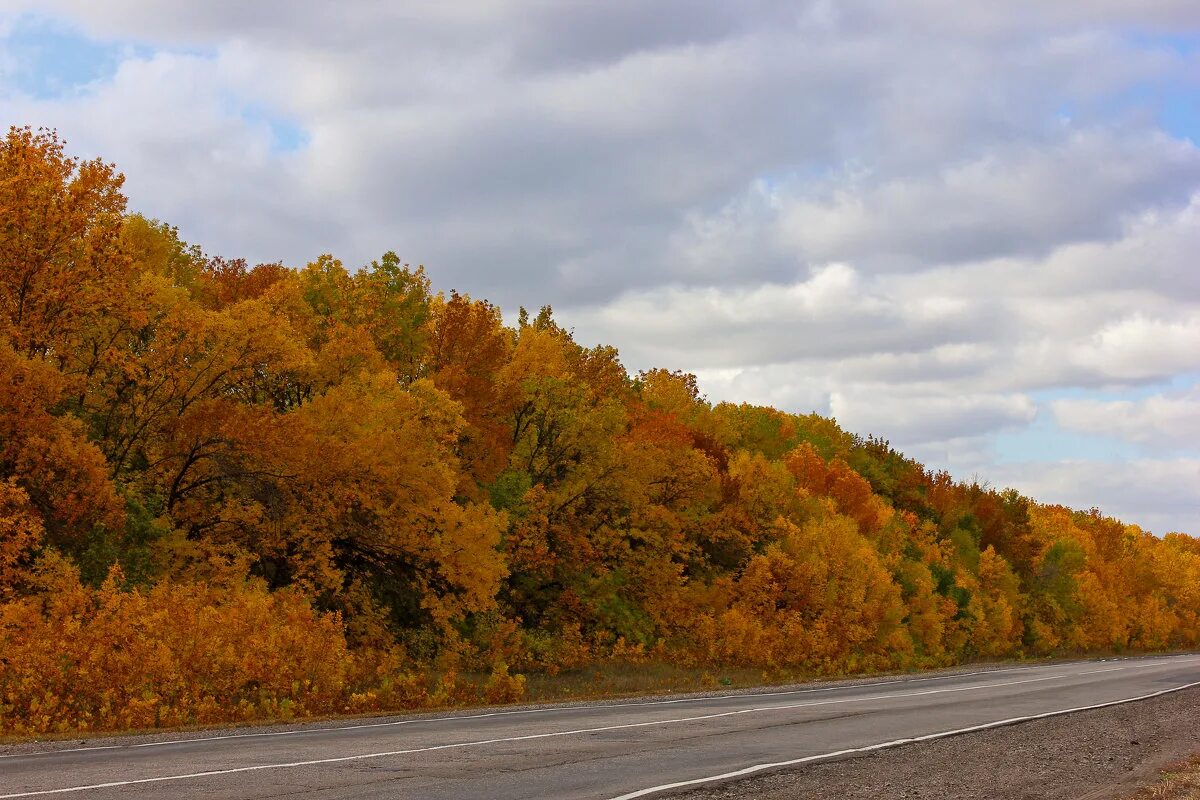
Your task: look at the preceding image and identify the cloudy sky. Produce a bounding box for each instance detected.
[2,1,1197,534]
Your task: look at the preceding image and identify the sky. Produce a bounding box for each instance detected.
[1,1,1197,534]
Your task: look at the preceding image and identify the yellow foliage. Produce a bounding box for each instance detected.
[0,558,351,736]
[483,662,527,704]
[0,481,42,599]
[1,127,1199,737]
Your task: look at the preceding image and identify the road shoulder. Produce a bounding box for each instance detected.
[672,686,1200,800]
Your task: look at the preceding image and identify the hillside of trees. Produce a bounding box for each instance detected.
[2,126,1198,737]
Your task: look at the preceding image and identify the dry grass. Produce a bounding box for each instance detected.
[520,662,778,703]
[7,653,1170,746]
[0,661,786,746]
[1129,755,1200,800]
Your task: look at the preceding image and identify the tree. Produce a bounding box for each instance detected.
[0,480,42,599]
[352,252,431,382]
[0,339,124,551]
[425,291,514,490]
[0,127,131,361]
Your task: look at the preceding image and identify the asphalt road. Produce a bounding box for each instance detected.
[2,654,1197,800]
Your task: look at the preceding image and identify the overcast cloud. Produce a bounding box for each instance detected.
[1,0,1197,533]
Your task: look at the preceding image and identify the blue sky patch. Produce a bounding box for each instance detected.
[2,15,130,98]
[240,105,310,153]
[1158,88,1200,144]
[995,415,1141,464]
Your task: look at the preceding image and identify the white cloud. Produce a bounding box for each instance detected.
[568,262,999,372]
[1053,385,1200,451]
[1069,315,1200,383]
[3,0,1199,533]
[830,390,1037,447]
[989,458,1200,535]
[774,131,1200,270]
[6,1,1198,302]
[3,49,347,267]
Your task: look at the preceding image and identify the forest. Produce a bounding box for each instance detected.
[2,126,1198,737]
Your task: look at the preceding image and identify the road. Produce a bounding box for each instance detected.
[2,654,1197,800]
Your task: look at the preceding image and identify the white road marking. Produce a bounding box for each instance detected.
[0,668,1147,798]
[606,678,1200,800]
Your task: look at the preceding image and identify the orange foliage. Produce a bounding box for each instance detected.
[786,443,890,537]
[692,514,910,672]
[0,340,125,542]
[0,481,42,599]
[0,126,1198,737]
[0,127,130,359]
[426,291,514,489]
[0,558,351,735]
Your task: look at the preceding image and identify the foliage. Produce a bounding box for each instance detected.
[1,126,1198,736]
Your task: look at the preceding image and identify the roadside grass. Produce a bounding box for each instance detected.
[2,650,1193,746]
[520,662,774,702]
[1129,755,1200,799]
[0,661,822,745]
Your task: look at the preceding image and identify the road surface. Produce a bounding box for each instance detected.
[2,654,1197,799]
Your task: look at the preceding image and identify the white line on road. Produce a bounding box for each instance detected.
[0,669,1140,798]
[605,679,1200,800]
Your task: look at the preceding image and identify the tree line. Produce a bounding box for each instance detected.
[2,126,1197,736]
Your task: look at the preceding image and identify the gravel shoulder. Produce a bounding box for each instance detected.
[676,686,1200,800]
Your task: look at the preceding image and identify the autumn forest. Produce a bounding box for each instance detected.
[2,126,1198,738]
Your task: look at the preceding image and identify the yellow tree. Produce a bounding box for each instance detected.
[84,290,311,479]
[0,127,131,361]
[351,252,431,382]
[224,370,508,636]
[964,545,1025,657]
[785,443,892,539]
[0,339,124,550]
[424,291,514,492]
[713,512,910,672]
[0,480,43,599]
[495,321,641,639]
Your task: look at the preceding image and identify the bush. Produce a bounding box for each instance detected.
[0,557,352,735]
